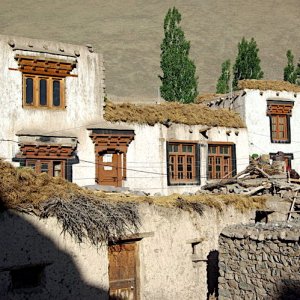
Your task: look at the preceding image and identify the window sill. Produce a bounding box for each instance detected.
[22,105,66,110]
[168,181,200,186]
[271,140,291,144]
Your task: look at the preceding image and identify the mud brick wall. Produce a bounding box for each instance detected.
[218,223,300,300]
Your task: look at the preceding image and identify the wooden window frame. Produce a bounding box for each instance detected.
[208,143,235,180]
[267,101,293,144]
[26,159,66,178]
[23,74,65,109]
[167,142,199,185]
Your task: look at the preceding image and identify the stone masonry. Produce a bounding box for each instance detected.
[219,222,300,300]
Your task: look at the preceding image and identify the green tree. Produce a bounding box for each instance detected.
[232,37,264,89]
[216,59,231,93]
[159,7,198,103]
[283,50,298,84]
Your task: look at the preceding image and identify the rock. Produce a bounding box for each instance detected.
[239,282,254,291]
[225,273,234,280]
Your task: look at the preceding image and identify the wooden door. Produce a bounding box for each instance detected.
[98,152,122,187]
[108,242,137,300]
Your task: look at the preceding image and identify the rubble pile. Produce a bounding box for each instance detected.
[202,155,300,199]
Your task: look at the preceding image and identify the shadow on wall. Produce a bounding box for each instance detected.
[279,279,300,300]
[0,208,108,300]
[207,250,219,300]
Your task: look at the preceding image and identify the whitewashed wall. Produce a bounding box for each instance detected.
[123,123,249,195]
[0,34,105,164]
[243,89,300,173]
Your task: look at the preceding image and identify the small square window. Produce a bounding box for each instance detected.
[11,265,45,290]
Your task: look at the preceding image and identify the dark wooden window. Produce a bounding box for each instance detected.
[26,160,65,178]
[168,142,196,183]
[208,144,234,179]
[39,79,47,106]
[267,101,293,143]
[11,265,45,290]
[23,75,65,109]
[25,77,34,104]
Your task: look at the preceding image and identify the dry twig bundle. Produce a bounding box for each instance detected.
[40,196,140,245]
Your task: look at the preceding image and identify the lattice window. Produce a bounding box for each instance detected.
[208,144,234,179]
[168,142,196,183]
[26,160,65,178]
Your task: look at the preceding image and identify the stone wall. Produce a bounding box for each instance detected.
[219,222,300,300]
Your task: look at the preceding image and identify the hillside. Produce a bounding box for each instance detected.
[0,0,299,98]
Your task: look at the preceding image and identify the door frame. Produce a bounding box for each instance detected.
[97,150,123,187]
[108,239,141,300]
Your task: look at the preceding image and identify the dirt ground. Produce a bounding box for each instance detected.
[0,0,299,98]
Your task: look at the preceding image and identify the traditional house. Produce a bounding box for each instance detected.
[0,34,248,195]
[204,80,300,175]
[0,160,264,300]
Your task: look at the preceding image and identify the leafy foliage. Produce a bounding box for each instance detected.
[159,7,198,103]
[232,37,263,89]
[283,50,299,84]
[216,59,231,93]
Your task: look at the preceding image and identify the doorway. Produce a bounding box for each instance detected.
[97,151,122,187]
[108,241,138,300]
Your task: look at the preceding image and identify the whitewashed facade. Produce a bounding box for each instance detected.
[0,34,249,195]
[207,88,300,174]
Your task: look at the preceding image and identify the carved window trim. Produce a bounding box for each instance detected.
[89,130,135,185]
[17,55,76,110]
[14,143,77,181]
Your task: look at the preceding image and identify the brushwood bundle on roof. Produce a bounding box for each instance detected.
[0,160,140,244]
[238,80,300,93]
[104,101,245,128]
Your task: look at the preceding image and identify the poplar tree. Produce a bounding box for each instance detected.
[283,50,298,84]
[216,59,231,93]
[159,7,198,103]
[232,37,263,89]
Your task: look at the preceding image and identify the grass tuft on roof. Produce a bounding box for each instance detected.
[104,101,245,128]
[238,80,300,93]
[93,191,266,214]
